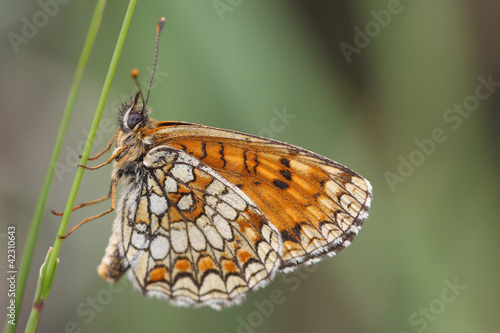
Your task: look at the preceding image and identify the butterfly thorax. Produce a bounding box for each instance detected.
[112,94,157,182]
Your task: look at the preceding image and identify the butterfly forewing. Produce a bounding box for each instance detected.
[148,123,373,271]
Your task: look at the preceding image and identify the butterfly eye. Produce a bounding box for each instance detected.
[127,113,143,129]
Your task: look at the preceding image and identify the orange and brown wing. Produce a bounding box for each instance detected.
[147,122,373,271]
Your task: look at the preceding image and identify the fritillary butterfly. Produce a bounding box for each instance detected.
[59,18,372,310]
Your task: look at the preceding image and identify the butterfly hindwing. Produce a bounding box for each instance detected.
[115,146,282,309]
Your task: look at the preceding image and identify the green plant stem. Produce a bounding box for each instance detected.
[22,0,137,331]
[23,249,58,333]
[2,2,106,333]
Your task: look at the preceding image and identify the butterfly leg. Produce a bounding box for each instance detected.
[78,145,128,171]
[59,178,118,239]
[51,144,127,215]
[85,129,120,161]
[51,180,115,216]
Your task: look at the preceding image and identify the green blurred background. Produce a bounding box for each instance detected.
[1,1,499,332]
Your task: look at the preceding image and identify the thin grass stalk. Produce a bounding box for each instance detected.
[2,2,107,332]
[21,0,138,331]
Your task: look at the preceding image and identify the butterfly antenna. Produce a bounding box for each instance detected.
[130,68,144,105]
[145,17,166,106]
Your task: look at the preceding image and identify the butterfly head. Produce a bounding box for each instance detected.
[119,91,152,133]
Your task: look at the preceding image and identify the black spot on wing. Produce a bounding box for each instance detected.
[280,169,292,181]
[253,154,259,174]
[280,157,291,168]
[200,142,207,161]
[273,179,289,189]
[243,149,250,173]
[280,223,303,242]
[219,143,226,168]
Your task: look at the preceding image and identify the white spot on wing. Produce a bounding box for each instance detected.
[177,193,194,211]
[170,222,188,253]
[196,215,224,250]
[324,180,340,199]
[171,164,195,183]
[206,180,225,196]
[213,214,233,240]
[150,234,169,260]
[204,205,216,218]
[150,193,167,215]
[206,196,218,207]
[131,230,149,249]
[187,223,206,251]
[164,176,178,193]
[221,191,247,211]
[217,202,237,220]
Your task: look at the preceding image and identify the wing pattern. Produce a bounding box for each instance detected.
[116,146,282,309]
[98,122,372,309]
[155,125,372,271]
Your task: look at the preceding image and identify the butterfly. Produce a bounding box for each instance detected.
[58,18,372,310]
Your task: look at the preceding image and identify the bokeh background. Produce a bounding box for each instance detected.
[1,1,499,332]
